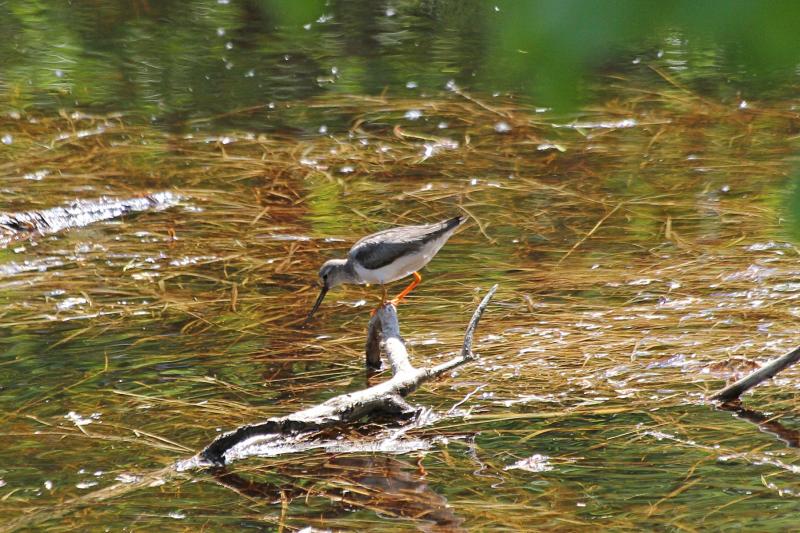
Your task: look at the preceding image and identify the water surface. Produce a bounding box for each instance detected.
[2,2,800,531]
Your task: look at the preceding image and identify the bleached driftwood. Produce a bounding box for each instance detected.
[198,285,498,466]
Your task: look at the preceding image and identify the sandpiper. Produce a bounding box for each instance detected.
[305,215,466,323]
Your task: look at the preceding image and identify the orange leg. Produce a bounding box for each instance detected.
[390,271,422,306]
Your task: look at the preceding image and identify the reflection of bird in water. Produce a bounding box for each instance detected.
[306,216,466,323]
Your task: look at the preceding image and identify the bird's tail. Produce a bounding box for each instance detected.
[445,215,467,230]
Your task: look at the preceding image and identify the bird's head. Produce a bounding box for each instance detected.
[305,259,349,324]
[318,259,349,289]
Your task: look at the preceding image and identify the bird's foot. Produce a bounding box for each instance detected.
[370,300,395,316]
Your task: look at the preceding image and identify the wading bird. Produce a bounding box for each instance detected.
[305,215,465,323]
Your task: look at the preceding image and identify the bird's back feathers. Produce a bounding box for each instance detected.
[350,216,464,271]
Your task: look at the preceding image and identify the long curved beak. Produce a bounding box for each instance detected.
[304,284,329,325]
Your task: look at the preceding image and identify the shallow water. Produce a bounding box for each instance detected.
[3,2,800,531]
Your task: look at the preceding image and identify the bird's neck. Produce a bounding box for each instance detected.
[340,259,357,281]
[330,259,357,287]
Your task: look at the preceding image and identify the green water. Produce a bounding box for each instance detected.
[3,1,800,531]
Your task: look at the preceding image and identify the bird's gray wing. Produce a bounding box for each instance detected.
[351,238,425,271]
[350,217,463,271]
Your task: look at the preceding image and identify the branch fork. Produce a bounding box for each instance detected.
[197,285,498,466]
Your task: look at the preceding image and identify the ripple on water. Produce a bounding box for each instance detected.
[64,411,101,426]
[56,297,88,311]
[746,241,793,252]
[505,454,554,473]
[724,264,778,282]
[0,257,65,277]
[555,118,639,129]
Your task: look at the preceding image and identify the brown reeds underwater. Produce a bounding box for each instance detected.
[3,83,800,530]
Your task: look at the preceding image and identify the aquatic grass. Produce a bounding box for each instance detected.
[2,81,800,529]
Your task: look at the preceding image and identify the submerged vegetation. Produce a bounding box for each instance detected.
[3,77,800,531]
[2,1,800,531]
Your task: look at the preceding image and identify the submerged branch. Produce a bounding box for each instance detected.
[710,345,800,403]
[0,192,180,248]
[196,284,498,467]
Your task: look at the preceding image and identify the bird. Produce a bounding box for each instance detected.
[305,215,466,323]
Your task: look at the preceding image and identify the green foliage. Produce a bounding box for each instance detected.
[258,0,326,26]
[487,0,800,109]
